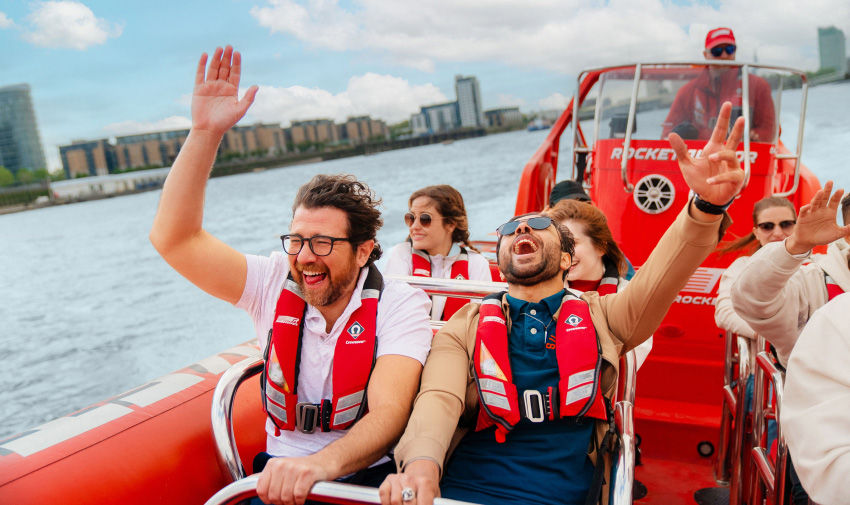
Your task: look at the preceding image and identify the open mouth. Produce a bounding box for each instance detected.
[512,236,539,256]
[296,264,329,286]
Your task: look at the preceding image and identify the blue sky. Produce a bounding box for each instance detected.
[1,0,848,171]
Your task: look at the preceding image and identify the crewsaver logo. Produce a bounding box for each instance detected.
[565,314,583,327]
[414,268,430,276]
[348,322,365,338]
[482,316,506,325]
[276,315,299,326]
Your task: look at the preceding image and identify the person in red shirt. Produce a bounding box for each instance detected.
[662,27,776,142]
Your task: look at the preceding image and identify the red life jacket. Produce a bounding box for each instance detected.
[567,259,620,296]
[262,267,382,435]
[410,245,470,320]
[825,272,845,301]
[472,290,609,443]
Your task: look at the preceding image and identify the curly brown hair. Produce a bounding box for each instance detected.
[292,173,383,264]
[409,185,479,253]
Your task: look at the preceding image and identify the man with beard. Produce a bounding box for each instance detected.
[379,103,745,505]
[150,46,433,505]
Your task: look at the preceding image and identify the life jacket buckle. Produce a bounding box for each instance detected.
[295,402,319,434]
[523,390,545,423]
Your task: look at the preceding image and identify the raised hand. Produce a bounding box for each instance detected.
[669,102,745,206]
[786,181,850,255]
[191,45,259,136]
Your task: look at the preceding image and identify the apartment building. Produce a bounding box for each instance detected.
[0,84,47,174]
[59,139,118,178]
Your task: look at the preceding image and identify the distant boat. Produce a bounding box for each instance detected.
[527,118,551,132]
[441,139,454,145]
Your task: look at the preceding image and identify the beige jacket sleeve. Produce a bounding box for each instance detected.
[393,303,477,474]
[595,203,730,352]
[781,293,850,505]
[730,240,828,366]
[714,256,756,338]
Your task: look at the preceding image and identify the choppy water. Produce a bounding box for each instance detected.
[1,81,848,440]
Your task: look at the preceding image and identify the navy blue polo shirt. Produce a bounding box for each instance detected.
[440,290,595,505]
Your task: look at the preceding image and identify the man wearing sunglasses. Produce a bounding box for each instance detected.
[732,184,850,368]
[151,46,434,505]
[662,27,776,143]
[380,103,744,505]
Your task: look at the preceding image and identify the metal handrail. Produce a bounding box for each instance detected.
[570,61,809,195]
[212,353,265,483]
[749,347,791,505]
[612,350,637,505]
[388,276,507,298]
[715,331,736,487]
[728,335,752,504]
[203,476,479,505]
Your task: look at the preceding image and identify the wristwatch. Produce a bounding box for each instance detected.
[692,193,734,215]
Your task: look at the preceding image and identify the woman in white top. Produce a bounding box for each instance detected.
[546,199,653,369]
[714,196,797,362]
[383,185,492,321]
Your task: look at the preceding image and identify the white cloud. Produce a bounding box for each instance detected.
[538,93,569,111]
[0,12,14,29]
[496,94,527,108]
[101,116,192,137]
[249,0,850,74]
[22,1,123,50]
[245,73,447,125]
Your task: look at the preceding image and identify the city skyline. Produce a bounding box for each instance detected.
[2,1,849,171]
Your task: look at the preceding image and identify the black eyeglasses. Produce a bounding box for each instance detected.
[404,212,434,228]
[280,234,351,256]
[710,45,736,57]
[496,216,553,236]
[756,220,796,232]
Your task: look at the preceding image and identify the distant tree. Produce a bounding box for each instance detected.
[0,167,14,187]
[33,168,50,181]
[50,170,66,182]
[16,168,34,184]
[75,173,90,179]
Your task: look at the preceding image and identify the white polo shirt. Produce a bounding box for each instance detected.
[237,252,433,459]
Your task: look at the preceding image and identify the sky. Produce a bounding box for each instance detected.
[1,0,849,172]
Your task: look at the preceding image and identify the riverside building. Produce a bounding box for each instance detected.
[0,84,47,175]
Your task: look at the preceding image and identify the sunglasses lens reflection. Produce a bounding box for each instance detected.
[497,216,552,235]
[404,212,432,228]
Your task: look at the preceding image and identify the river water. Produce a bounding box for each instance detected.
[1,81,848,440]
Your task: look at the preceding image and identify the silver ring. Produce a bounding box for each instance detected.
[401,487,416,502]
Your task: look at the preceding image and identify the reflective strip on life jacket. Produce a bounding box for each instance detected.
[472,290,608,443]
[410,245,470,320]
[263,267,382,434]
[825,273,845,301]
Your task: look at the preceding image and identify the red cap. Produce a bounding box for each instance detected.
[705,27,736,50]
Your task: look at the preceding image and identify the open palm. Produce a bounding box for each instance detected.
[191,46,258,136]
[668,102,745,205]
[792,181,850,250]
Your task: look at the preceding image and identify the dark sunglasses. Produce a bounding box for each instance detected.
[496,216,553,236]
[710,45,736,57]
[404,212,434,228]
[756,220,796,232]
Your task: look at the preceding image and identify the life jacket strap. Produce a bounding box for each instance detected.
[516,387,561,423]
[293,399,335,434]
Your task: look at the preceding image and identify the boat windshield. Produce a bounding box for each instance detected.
[577,63,803,145]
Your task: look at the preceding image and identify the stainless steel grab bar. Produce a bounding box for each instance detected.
[203,476,480,505]
[212,353,265,483]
